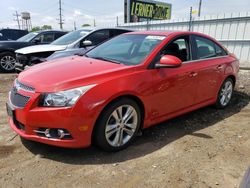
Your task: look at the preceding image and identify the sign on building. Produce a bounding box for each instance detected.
[124,0,172,23]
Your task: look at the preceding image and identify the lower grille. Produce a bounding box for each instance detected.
[10,88,30,108]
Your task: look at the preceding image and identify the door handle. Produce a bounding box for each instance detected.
[189,72,198,77]
[217,65,223,70]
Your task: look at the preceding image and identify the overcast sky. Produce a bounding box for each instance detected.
[0,0,250,31]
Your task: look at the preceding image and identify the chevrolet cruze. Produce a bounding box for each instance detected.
[7,31,239,151]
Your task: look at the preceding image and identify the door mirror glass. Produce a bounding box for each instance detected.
[155,55,182,68]
[81,40,92,47]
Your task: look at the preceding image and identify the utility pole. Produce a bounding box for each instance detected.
[188,7,193,31]
[74,21,76,30]
[93,19,96,27]
[198,0,202,17]
[58,0,64,29]
[13,11,21,29]
[116,16,119,27]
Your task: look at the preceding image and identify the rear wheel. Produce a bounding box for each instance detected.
[215,78,234,108]
[0,52,16,72]
[94,98,141,152]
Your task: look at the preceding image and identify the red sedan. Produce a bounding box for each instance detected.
[7,31,239,151]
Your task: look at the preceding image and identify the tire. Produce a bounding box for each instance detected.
[0,52,16,73]
[215,78,234,109]
[93,98,142,152]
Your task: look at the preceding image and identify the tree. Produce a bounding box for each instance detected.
[41,25,52,30]
[82,24,91,27]
[30,25,52,32]
[31,26,41,32]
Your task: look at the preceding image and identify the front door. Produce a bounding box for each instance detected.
[149,36,198,119]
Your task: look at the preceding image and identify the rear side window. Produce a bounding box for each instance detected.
[215,43,227,56]
[193,36,227,60]
[110,29,130,37]
[54,32,65,40]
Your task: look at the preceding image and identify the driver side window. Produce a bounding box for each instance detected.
[153,36,191,65]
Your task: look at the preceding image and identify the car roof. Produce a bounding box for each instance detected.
[75,27,133,32]
[32,30,67,34]
[124,30,224,50]
[124,30,210,37]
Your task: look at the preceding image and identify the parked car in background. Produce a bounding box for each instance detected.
[0,29,28,41]
[15,28,132,72]
[7,31,239,151]
[0,30,67,72]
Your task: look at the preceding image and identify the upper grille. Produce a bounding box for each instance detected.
[15,79,35,92]
[10,88,30,108]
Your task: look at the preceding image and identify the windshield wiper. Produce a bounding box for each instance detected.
[91,56,121,64]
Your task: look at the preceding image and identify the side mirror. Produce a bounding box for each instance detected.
[155,55,182,68]
[33,38,41,44]
[81,40,92,47]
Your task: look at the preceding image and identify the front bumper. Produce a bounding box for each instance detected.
[7,89,96,148]
[15,53,46,73]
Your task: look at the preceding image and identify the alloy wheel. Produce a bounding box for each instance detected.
[0,56,16,71]
[219,80,233,106]
[105,105,138,147]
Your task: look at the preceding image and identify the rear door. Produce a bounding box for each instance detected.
[190,35,227,104]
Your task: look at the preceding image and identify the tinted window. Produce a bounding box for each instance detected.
[110,29,130,37]
[85,30,110,46]
[192,36,228,59]
[40,33,54,43]
[86,34,165,65]
[54,32,65,40]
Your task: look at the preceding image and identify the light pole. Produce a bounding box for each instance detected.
[198,0,202,17]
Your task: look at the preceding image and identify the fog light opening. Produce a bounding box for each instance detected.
[34,128,72,139]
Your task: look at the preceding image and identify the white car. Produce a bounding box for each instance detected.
[15,28,132,72]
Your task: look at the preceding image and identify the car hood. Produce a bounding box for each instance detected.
[47,48,87,60]
[18,56,133,92]
[15,44,68,54]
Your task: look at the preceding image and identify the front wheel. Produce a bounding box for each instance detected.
[0,52,16,72]
[215,78,234,108]
[94,98,141,152]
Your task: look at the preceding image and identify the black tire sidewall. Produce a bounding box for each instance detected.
[94,98,142,152]
[0,52,16,73]
[215,78,234,109]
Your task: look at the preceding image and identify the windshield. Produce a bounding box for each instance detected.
[17,32,38,42]
[86,34,166,65]
[52,29,91,45]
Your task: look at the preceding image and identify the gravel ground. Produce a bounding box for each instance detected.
[0,71,249,188]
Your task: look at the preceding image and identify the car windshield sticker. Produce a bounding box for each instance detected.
[145,36,165,40]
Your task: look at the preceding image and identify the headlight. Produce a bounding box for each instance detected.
[42,84,96,107]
